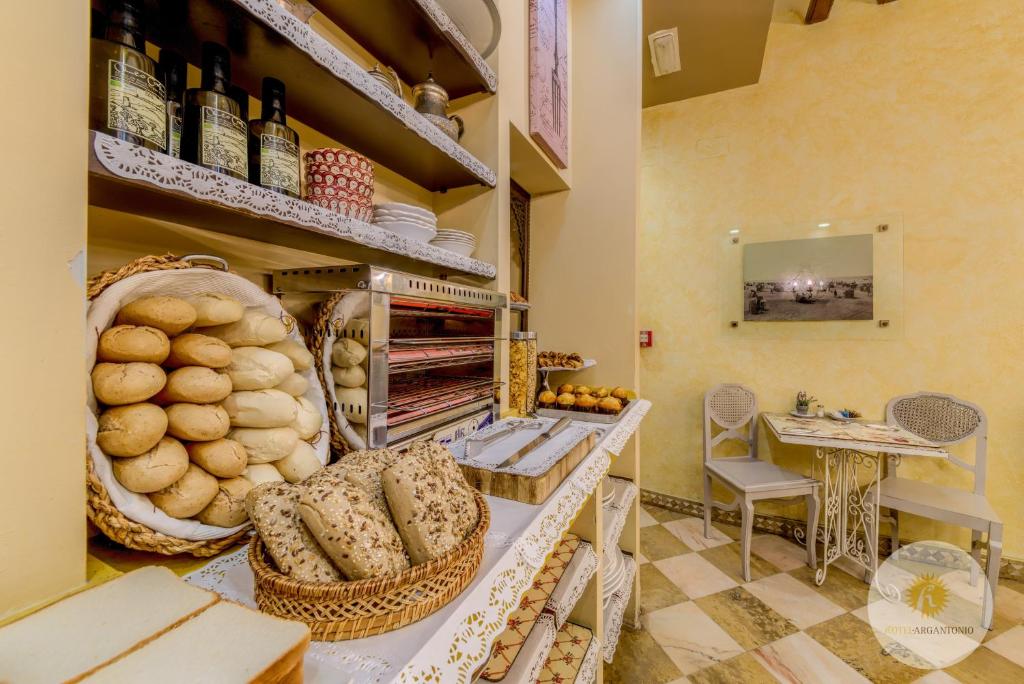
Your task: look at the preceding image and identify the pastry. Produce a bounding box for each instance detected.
[96,402,168,457]
[611,387,630,401]
[598,397,623,414]
[574,385,592,396]
[537,390,557,407]
[115,296,197,336]
[556,392,576,408]
[97,325,170,364]
[575,394,598,412]
[593,386,610,399]
[557,384,574,395]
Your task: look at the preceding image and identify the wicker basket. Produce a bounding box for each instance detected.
[309,291,354,455]
[249,489,490,640]
[86,254,252,557]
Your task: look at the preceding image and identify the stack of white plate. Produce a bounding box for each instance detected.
[430,229,477,257]
[372,202,437,243]
[601,476,615,506]
[602,545,626,607]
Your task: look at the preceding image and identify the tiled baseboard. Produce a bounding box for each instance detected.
[641,489,1024,582]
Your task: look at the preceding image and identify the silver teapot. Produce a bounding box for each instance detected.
[412,75,464,142]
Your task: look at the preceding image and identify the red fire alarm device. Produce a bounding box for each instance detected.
[639,330,653,348]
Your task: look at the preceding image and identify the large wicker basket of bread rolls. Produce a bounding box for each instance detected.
[86,254,330,556]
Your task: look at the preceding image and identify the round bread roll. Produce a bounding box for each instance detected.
[186,438,247,478]
[97,325,170,364]
[115,296,197,336]
[111,437,189,493]
[196,477,253,527]
[223,389,298,428]
[187,293,245,327]
[165,403,230,441]
[155,367,232,404]
[225,347,294,391]
[165,334,232,369]
[331,364,366,388]
[148,463,219,518]
[199,311,287,347]
[92,363,166,406]
[96,402,168,457]
[274,441,322,483]
[242,463,285,487]
[229,427,299,464]
[264,339,314,372]
[331,338,367,367]
[336,386,368,425]
[290,396,323,440]
[275,372,309,397]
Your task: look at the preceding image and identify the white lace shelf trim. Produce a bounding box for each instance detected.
[601,554,637,664]
[544,541,598,629]
[602,477,639,552]
[576,635,602,684]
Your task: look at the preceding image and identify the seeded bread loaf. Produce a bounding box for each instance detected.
[382,451,466,565]
[334,448,403,512]
[404,441,479,539]
[245,483,340,583]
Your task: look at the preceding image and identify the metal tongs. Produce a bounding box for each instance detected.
[464,420,543,460]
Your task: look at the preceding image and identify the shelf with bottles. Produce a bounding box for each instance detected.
[312,0,497,99]
[88,131,497,278]
[136,0,495,192]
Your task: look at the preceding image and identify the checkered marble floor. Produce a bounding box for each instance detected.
[604,504,1024,684]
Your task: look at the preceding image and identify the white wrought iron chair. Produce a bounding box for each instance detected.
[880,392,1002,628]
[703,384,821,581]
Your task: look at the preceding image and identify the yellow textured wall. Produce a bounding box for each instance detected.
[639,0,1024,556]
[0,0,88,617]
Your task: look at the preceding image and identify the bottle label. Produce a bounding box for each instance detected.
[200,106,247,177]
[260,133,300,195]
[107,60,166,149]
[168,114,182,158]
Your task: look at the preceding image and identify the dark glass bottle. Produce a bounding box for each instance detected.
[228,84,250,123]
[89,0,166,150]
[182,43,248,180]
[248,78,300,198]
[159,50,186,158]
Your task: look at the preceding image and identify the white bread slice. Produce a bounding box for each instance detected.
[0,566,218,684]
[83,601,311,683]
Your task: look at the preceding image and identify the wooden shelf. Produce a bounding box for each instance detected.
[312,0,497,99]
[142,0,495,192]
[88,132,497,279]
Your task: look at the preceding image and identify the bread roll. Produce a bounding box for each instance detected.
[274,441,322,483]
[222,390,298,428]
[290,396,323,440]
[148,464,219,518]
[187,293,244,327]
[245,482,340,582]
[336,386,368,425]
[165,404,230,442]
[264,339,313,372]
[225,347,294,391]
[115,296,197,336]
[96,402,168,457]
[242,463,286,487]
[383,452,463,564]
[275,373,309,397]
[187,438,247,478]
[199,311,287,347]
[92,363,166,406]
[97,325,170,364]
[229,427,299,464]
[342,318,369,345]
[155,367,232,404]
[331,338,367,367]
[111,437,189,493]
[196,477,253,527]
[165,334,232,369]
[332,365,366,388]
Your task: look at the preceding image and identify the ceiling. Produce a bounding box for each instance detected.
[642,0,778,109]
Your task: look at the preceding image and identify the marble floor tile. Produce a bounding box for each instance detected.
[641,524,693,562]
[913,671,962,684]
[806,613,922,684]
[689,652,777,684]
[694,587,799,650]
[983,625,1024,668]
[637,551,648,564]
[750,534,811,573]
[639,506,659,527]
[711,520,743,541]
[944,643,1024,684]
[985,582,1024,640]
[788,564,869,612]
[744,572,846,629]
[602,623,683,684]
[639,561,690,613]
[752,631,870,684]
[850,605,870,623]
[697,542,781,584]
[663,516,732,551]
[643,601,744,676]
[654,552,736,600]
[644,504,687,523]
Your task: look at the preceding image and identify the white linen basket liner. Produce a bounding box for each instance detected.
[86,268,329,540]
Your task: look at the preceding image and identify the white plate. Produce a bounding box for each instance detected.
[373,202,435,220]
[435,229,475,238]
[430,239,475,256]
[375,216,437,231]
[376,221,437,243]
[373,208,437,222]
[435,0,501,59]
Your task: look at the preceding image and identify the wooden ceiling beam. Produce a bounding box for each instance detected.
[805,0,835,24]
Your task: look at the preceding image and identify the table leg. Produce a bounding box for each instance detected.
[812,448,882,586]
[813,447,843,586]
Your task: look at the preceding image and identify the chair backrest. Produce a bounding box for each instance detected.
[886,392,988,494]
[704,384,758,464]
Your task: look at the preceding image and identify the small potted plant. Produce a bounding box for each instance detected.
[795,391,816,416]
